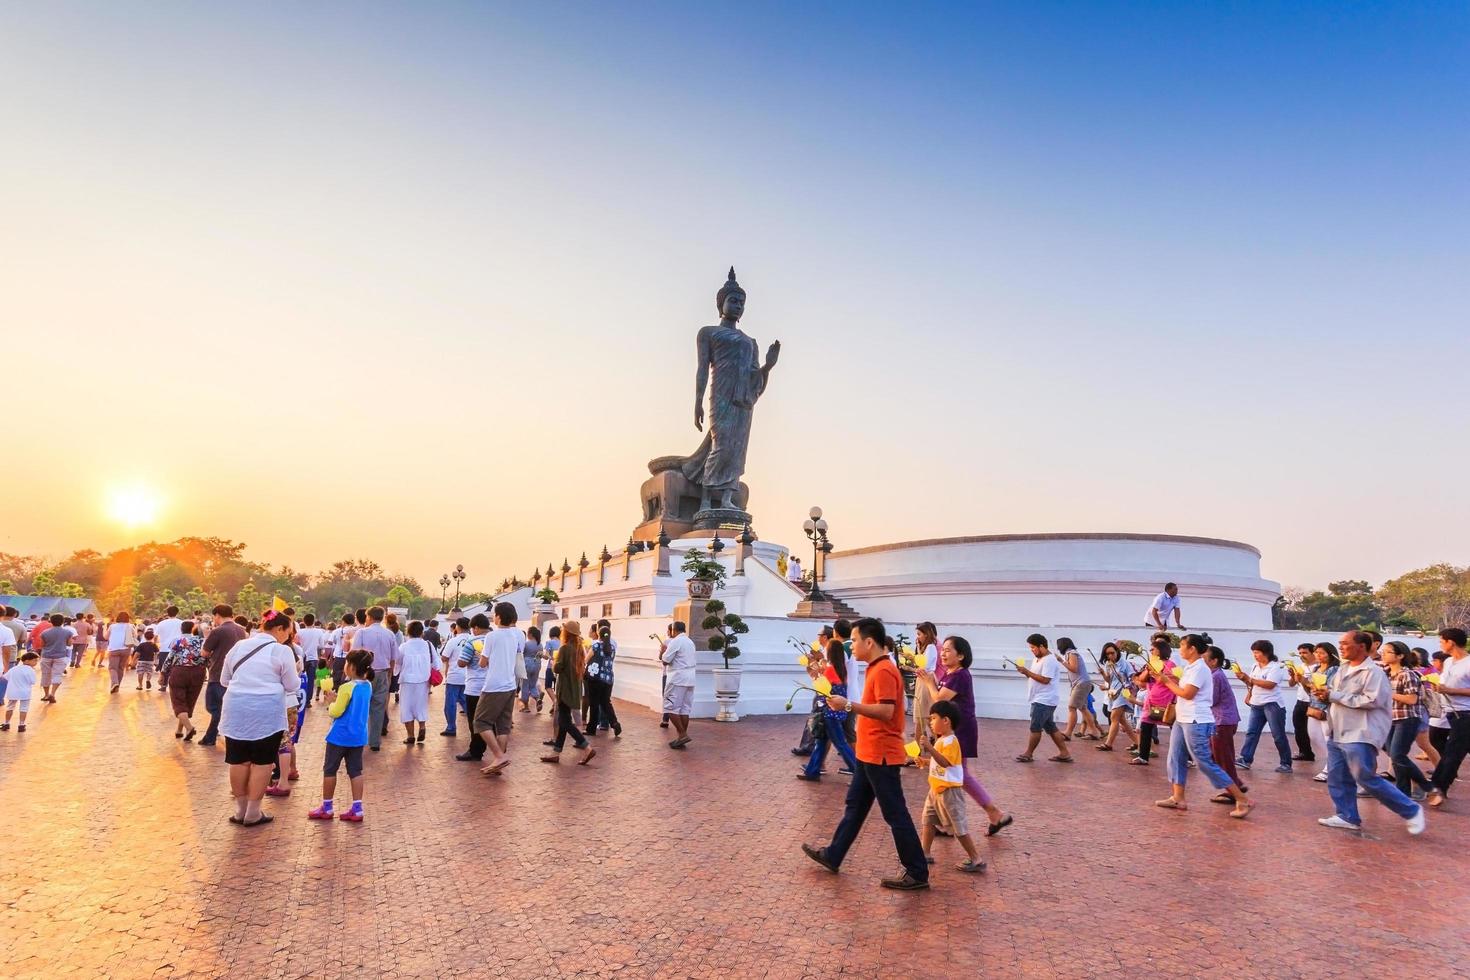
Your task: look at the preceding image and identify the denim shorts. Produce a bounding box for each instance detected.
[1029,702,1058,734]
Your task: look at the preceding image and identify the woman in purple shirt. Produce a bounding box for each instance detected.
[1206,646,1247,803]
[919,635,1013,836]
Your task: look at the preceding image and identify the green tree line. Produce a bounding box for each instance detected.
[0,538,448,624]
[1272,564,1470,632]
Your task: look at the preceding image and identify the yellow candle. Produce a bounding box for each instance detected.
[812,677,833,696]
[904,741,921,759]
[1014,656,1027,668]
[1150,657,1165,673]
[1171,666,1183,678]
[1311,672,1328,687]
[797,654,809,667]
[1424,673,1442,685]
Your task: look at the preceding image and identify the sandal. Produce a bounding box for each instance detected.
[1210,792,1235,805]
[1128,758,1149,766]
[578,748,597,766]
[1096,744,1114,752]
[1426,790,1445,808]
[1014,755,1033,763]
[1048,755,1074,763]
[986,814,1013,837]
[1230,801,1253,819]
[1154,799,1187,810]
[956,859,987,874]
[241,814,275,827]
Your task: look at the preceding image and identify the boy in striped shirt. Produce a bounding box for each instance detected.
[919,700,986,873]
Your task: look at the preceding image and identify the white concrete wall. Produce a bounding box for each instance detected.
[485,532,1353,723]
[603,617,1433,724]
[821,534,1281,630]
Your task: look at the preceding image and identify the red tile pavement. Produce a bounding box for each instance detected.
[0,666,1465,979]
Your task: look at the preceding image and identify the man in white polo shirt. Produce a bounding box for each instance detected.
[661,620,697,750]
[1146,583,1184,630]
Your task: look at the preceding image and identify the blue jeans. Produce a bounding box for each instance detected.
[442,683,465,733]
[804,714,859,778]
[201,681,226,742]
[1239,702,1290,768]
[823,761,928,883]
[1388,718,1433,795]
[1166,721,1233,790]
[1327,739,1419,825]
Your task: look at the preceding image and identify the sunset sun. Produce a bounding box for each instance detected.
[106,483,163,528]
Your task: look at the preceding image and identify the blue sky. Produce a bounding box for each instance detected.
[2,2,1466,591]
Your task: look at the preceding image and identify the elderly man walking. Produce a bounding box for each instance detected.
[1316,629,1426,835]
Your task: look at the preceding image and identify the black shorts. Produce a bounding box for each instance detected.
[224,731,284,766]
[323,742,364,779]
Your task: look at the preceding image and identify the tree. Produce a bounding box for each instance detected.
[1279,580,1384,631]
[235,581,266,619]
[701,599,748,669]
[1377,564,1470,630]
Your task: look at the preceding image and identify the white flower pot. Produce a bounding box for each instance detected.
[713,666,741,722]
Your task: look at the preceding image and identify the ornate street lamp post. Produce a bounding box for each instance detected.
[801,506,831,602]
[451,564,466,608]
[438,574,451,613]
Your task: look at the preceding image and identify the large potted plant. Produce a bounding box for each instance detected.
[702,598,748,721]
[680,550,726,599]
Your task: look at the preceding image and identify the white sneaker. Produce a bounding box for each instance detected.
[1317,815,1361,831]
[1313,771,1328,782]
[1406,806,1426,836]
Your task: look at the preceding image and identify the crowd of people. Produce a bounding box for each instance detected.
[2,600,1468,892]
[796,617,1469,891]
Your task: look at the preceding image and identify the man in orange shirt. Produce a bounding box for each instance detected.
[802,618,929,890]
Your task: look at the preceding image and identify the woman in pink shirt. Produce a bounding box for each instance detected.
[1129,637,1176,766]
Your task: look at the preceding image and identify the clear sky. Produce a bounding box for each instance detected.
[3,2,1466,593]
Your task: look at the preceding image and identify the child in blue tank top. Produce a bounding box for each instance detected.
[309,650,373,822]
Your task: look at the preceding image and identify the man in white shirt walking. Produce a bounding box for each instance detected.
[295,614,326,702]
[153,606,184,664]
[472,602,524,776]
[660,621,697,750]
[1012,633,1073,764]
[1427,627,1470,808]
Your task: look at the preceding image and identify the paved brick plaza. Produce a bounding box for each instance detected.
[0,667,1464,979]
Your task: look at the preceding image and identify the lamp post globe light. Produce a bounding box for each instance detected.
[452,564,466,608]
[438,574,452,613]
[802,506,831,602]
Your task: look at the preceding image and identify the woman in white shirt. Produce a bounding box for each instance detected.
[1236,639,1293,774]
[219,610,300,827]
[911,621,940,745]
[396,620,435,744]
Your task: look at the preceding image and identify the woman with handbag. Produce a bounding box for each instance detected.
[1151,633,1253,818]
[219,610,301,827]
[1095,642,1139,753]
[1129,637,1176,766]
[394,620,436,745]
